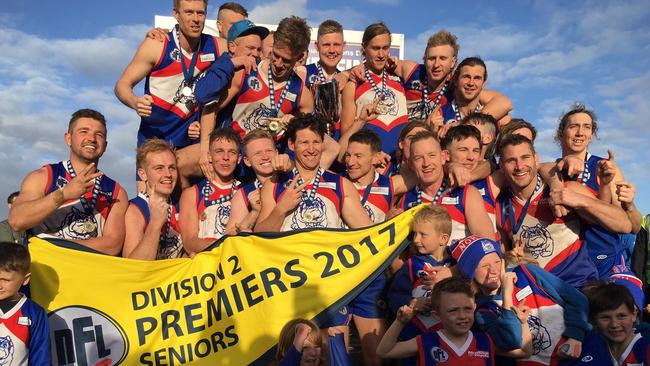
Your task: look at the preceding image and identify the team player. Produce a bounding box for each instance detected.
[304,20,346,91]
[378,277,497,365]
[114,0,254,188]
[216,2,247,39]
[9,109,127,255]
[123,139,184,260]
[340,22,408,159]
[460,112,498,162]
[387,206,452,365]
[0,242,50,365]
[495,134,632,288]
[399,130,495,242]
[179,128,241,253]
[226,130,293,234]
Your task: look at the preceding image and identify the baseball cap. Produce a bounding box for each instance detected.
[227,19,270,43]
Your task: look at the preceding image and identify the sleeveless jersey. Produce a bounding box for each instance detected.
[32,162,120,241]
[417,330,494,366]
[0,295,50,366]
[274,170,345,231]
[237,180,262,211]
[142,28,220,148]
[406,255,444,335]
[304,62,340,91]
[231,60,304,139]
[496,184,598,288]
[354,70,408,157]
[440,100,480,125]
[403,64,454,120]
[352,173,393,224]
[195,179,239,241]
[129,194,184,259]
[473,177,498,234]
[401,185,472,242]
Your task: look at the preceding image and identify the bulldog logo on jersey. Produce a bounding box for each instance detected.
[520,224,554,258]
[430,346,449,362]
[0,336,14,366]
[527,314,552,355]
[58,207,99,240]
[214,204,231,236]
[291,198,327,229]
[407,102,426,120]
[49,306,128,366]
[375,89,399,116]
[173,80,196,111]
[410,79,423,91]
[243,104,274,131]
[158,235,182,259]
[248,76,262,92]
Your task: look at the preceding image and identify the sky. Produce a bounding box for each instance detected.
[1,0,649,219]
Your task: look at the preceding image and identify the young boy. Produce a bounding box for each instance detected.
[377,277,495,365]
[0,242,50,365]
[388,205,452,344]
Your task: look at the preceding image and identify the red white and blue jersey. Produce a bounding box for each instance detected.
[440,101,480,125]
[32,162,121,241]
[231,60,304,139]
[352,173,393,224]
[417,330,494,366]
[473,177,498,234]
[403,256,445,336]
[237,180,262,211]
[610,333,650,366]
[274,170,345,231]
[400,185,472,242]
[403,64,454,121]
[194,179,239,241]
[142,28,220,148]
[496,184,598,288]
[0,295,51,366]
[128,194,184,259]
[304,62,339,91]
[354,71,408,157]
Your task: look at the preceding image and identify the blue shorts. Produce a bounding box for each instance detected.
[348,272,388,319]
[320,305,350,328]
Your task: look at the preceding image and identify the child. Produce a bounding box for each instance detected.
[377,277,496,365]
[454,235,586,365]
[274,318,352,366]
[0,241,50,365]
[388,205,452,341]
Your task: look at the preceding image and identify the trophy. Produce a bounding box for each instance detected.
[314,79,340,136]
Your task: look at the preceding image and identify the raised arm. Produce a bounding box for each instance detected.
[73,186,128,255]
[255,177,306,232]
[178,186,212,254]
[478,89,512,120]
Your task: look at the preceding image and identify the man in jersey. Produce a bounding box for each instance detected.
[399,130,495,242]
[216,2,247,39]
[199,16,315,140]
[385,31,512,127]
[226,130,293,234]
[123,139,184,260]
[8,109,127,255]
[496,134,633,288]
[114,0,255,188]
[340,22,408,161]
[179,128,241,254]
[304,20,346,91]
[550,104,641,278]
[256,113,372,232]
[460,112,497,161]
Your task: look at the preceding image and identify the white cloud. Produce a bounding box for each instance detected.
[249,0,308,24]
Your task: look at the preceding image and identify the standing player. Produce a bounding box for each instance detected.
[399,130,495,242]
[123,139,184,260]
[179,128,241,254]
[304,20,346,90]
[495,134,631,288]
[340,22,408,159]
[216,2,247,39]
[8,109,127,255]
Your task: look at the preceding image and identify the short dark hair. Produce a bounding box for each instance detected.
[349,129,382,153]
[555,102,598,143]
[209,127,241,148]
[7,192,19,205]
[587,282,636,320]
[217,2,246,17]
[441,125,482,150]
[0,242,30,274]
[68,108,107,133]
[498,118,537,148]
[285,113,327,142]
[274,16,311,58]
[362,22,391,47]
[431,277,474,310]
[461,112,497,139]
[454,57,487,82]
[497,133,535,158]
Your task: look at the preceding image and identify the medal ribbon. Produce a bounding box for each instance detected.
[422,79,448,117]
[203,180,237,207]
[578,152,591,186]
[139,192,172,245]
[360,173,378,206]
[365,68,387,100]
[416,180,447,205]
[508,174,543,235]
[317,62,328,84]
[66,160,101,214]
[294,168,324,205]
[268,63,293,118]
[451,100,482,122]
[175,25,201,87]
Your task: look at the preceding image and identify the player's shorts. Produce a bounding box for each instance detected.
[348,272,388,318]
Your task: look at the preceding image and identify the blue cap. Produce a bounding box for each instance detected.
[227,19,270,43]
[449,235,503,279]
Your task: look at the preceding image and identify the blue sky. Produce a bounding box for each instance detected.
[1,0,649,218]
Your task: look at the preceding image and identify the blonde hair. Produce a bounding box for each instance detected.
[136,138,176,169]
[413,205,452,236]
[425,30,459,57]
[274,319,322,364]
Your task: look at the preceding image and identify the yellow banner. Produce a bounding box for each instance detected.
[30,207,421,366]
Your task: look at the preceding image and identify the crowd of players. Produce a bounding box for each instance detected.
[1,0,649,365]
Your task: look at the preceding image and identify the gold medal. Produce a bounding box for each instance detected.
[303,212,314,222]
[376,104,388,114]
[268,120,281,132]
[83,221,97,232]
[200,212,207,221]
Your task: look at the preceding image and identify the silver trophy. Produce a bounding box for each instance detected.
[314,79,340,135]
